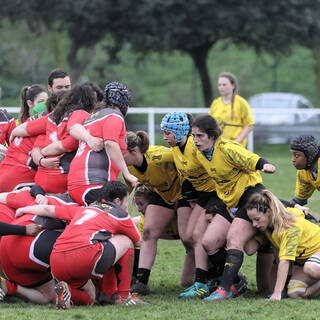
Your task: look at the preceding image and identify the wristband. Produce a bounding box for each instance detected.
[39,156,46,167]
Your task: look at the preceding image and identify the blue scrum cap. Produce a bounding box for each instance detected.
[160,112,190,143]
[103,82,131,117]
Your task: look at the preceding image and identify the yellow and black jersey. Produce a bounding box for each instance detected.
[128,145,181,204]
[295,158,320,202]
[196,137,262,207]
[171,135,215,192]
[264,208,320,263]
[209,94,254,147]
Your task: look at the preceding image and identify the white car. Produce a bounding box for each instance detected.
[248,93,318,143]
[248,92,316,125]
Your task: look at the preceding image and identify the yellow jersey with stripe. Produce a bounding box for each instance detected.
[264,208,320,263]
[128,145,181,204]
[209,94,254,147]
[171,135,215,192]
[196,137,262,207]
[295,158,320,202]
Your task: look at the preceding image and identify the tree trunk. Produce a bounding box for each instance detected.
[187,46,213,107]
[312,48,320,107]
[67,42,95,84]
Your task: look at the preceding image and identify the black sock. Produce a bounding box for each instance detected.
[220,249,244,290]
[208,248,227,279]
[136,268,151,285]
[132,248,140,278]
[195,268,208,284]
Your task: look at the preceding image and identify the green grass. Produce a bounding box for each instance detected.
[1,144,320,319]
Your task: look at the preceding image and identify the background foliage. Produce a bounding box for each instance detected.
[0,0,320,108]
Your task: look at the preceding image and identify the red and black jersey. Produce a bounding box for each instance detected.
[53,201,140,253]
[68,108,127,191]
[0,109,16,146]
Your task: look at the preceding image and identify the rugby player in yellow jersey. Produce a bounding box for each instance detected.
[246,190,320,300]
[161,112,233,299]
[124,130,185,295]
[290,135,320,210]
[191,114,276,301]
[131,184,195,290]
[209,72,254,148]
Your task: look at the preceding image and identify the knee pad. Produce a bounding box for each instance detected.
[287,279,307,295]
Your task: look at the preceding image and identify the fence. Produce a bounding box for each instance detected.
[5,107,320,152]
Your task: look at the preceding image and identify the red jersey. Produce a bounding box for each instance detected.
[27,110,89,175]
[68,108,127,191]
[52,202,140,253]
[2,113,49,168]
[6,190,80,230]
[0,109,16,146]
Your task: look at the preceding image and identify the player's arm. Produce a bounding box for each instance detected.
[9,122,28,143]
[269,259,291,300]
[235,125,253,144]
[105,140,138,188]
[0,221,41,236]
[69,123,104,152]
[16,204,56,218]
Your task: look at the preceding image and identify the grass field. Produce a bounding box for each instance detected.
[1,143,320,319]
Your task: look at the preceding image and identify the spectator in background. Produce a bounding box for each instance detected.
[31,68,71,116]
[209,72,254,148]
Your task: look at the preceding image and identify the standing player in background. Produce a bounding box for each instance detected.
[209,72,254,148]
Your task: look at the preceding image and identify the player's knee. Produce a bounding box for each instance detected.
[142,227,161,241]
[226,233,245,251]
[304,255,320,279]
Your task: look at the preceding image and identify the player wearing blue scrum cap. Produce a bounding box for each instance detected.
[159,112,221,299]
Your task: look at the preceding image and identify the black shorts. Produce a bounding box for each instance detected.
[204,193,233,223]
[234,184,265,222]
[94,240,116,275]
[148,191,175,210]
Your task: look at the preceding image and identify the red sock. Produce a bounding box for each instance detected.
[116,248,134,299]
[6,280,17,295]
[92,278,102,294]
[69,287,93,306]
[102,267,117,297]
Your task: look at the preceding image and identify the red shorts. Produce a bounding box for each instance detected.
[68,184,103,206]
[51,243,104,288]
[0,165,35,192]
[35,171,67,193]
[0,232,52,287]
